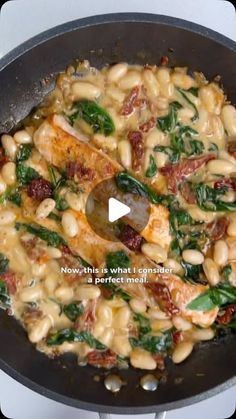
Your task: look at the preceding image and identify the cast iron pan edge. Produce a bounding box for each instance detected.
[0,13,236,414]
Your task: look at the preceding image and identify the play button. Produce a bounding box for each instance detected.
[108,198,130,222]
[85,177,150,241]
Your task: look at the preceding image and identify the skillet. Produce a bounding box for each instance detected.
[0,13,235,415]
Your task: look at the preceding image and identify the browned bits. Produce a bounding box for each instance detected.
[128,130,144,171]
[66,161,95,181]
[206,217,229,241]
[145,283,180,316]
[160,55,169,66]
[119,225,143,251]
[139,117,156,133]
[87,349,117,368]
[27,178,53,200]
[120,86,140,116]
[159,154,215,193]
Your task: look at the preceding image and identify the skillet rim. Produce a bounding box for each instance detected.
[0,12,236,414]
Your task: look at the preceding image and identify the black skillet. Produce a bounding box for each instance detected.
[0,13,235,415]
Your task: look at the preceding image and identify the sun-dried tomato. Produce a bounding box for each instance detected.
[160,155,215,193]
[214,178,236,192]
[119,225,142,251]
[1,271,17,294]
[206,217,229,241]
[139,117,156,133]
[27,178,53,200]
[66,161,95,181]
[145,283,180,316]
[0,147,9,168]
[172,330,182,345]
[75,300,96,331]
[217,304,236,325]
[120,86,140,116]
[179,182,197,204]
[87,349,117,368]
[227,141,236,158]
[128,130,144,171]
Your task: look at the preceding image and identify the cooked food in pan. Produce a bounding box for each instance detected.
[0,60,235,371]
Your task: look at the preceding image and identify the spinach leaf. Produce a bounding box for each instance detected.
[222,265,232,281]
[116,171,172,206]
[187,283,236,311]
[47,328,106,349]
[208,143,219,153]
[157,101,182,132]
[15,223,66,247]
[181,262,202,282]
[129,330,172,353]
[106,250,130,276]
[69,100,115,136]
[0,280,11,308]
[47,212,62,222]
[177,88,199,121]
[188,139,204,156]
[55,197,69,211]
[194,183,236,212]
[16,164,40,185]
[133,313,151,335]
[186,87,199,97]
[63,302,84,322]
[102,283,131,302]
[145,155,157,178]
[16,144,33,163]
[170,208,193,232]
[8,191,21,207]
[0,253,9,274]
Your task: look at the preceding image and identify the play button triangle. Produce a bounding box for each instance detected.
[108,197,131,222]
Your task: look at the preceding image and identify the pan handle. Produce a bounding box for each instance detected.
[99,412,167,419]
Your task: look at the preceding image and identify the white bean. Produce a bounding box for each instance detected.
[207,159,236,175]
[0,174,7,194]
[129,298,146,314]
[156,96,169,111]
[28,316,52,343]
[113,306,131,328]
[44,274,58,294]
[177,107,195,123]
[221,105,236,136]
[118,140,132,169]
[99,328,114,346]
[213,240,228,266]
[93,133,117,151]
[76,284,101,300]
[106,87,125,103]
[112,334,132,357]
[1,162,16,186]
[156,68,170,84]
[227,220,236,237]
[159,82,174,99]
[182,249,204,265]
[151,319,172,331]
[36,198,55,219]
[14,130,32,144]
[191,328,215,341]
[143,69,160,97]
[97,303,113,327]
[31,263,47,279]
[130,348,156,370]
[1,134,17,159]
[45,247,62,259]
[172,316,192,331]
[107,63,128,83]
[118,71,142,90]
[145,129,167,148]
[55,285,74,303]
[172,73,194,90]
[66,191,86,212]
[20,285,43,302]
[154,151,169,168]
[141,243,167,263]
[71,82,101,100]
[188,206,216,223]
[199,86,216,113]
[0,210,16,225]
[163,258,184,275]
[203,258,220,286]
[62,212,79,237]
[172,341,193,364]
